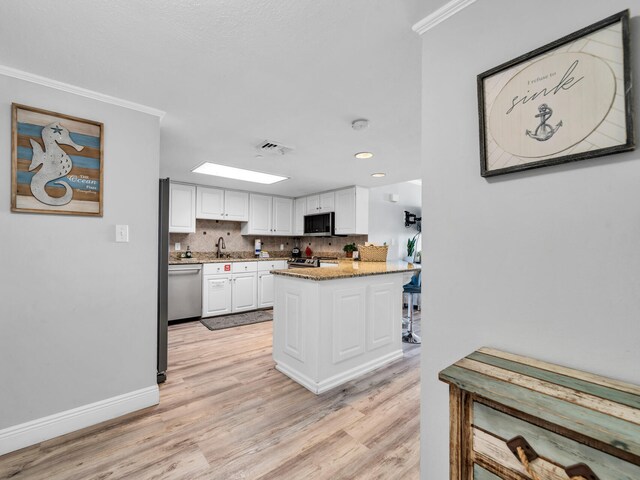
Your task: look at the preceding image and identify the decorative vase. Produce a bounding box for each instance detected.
[345,251,353,258]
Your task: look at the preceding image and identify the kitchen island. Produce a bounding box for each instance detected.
[272,261,419,394]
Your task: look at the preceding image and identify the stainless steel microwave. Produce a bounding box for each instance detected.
[304,212,337,237]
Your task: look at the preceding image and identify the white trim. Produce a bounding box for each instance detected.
[275,349,404,394]
[0,385,159,456]
[412,0,477,35]
[0,65,166,119]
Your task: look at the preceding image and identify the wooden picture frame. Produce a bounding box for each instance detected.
[478,10,634,177]
[11,103,104,216]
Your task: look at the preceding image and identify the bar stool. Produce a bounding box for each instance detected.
[403,271,421,344]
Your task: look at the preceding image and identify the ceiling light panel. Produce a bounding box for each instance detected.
[355,152,374,159]
[192,162,288,184]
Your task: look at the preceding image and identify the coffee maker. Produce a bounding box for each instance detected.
[291,239,301,258]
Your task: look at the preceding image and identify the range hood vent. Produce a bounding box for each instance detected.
[256,140,293,156]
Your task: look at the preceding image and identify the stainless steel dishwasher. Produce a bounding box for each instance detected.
[168,264,202,321]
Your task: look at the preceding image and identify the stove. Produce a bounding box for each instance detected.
[287,257,320,268]
[287,256,338,268]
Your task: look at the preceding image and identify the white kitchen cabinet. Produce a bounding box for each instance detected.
[272,197,293,235]
[232,272,257,312]
[293,197,306,236]
[169,183,196,233]
[242,194,293,235]
[258,272,275,308]
[196,186,249,222]
[334,186,369,235]
[224,190,250,221]
[202,274,232,317]
[305,192,335,214]
[257,260,287,308]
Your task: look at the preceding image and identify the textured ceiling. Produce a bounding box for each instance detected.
[0,0,422,196]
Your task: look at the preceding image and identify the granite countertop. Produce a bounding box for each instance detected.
[272,260,420,281]
[169,253,290,265]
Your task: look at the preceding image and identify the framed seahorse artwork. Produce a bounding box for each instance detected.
[11,104,104,216]
[478,10,634,177]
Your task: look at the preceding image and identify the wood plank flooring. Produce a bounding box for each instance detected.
[0,311,420,479]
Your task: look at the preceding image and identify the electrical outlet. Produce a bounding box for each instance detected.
[175,242,181,251]
[115,225,129,243]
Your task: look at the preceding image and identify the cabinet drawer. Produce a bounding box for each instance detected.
[258,260,287,271]
[203,263,233,275]
[473,402,640,480]
[232,261,258,273]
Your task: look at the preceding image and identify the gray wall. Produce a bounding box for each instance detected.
[419,2,640,478]
[0,75,160,428]
[368,181,422,260]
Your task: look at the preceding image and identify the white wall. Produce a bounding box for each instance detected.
[419,3,640,479]
[0,73,160,450]
[368,182,422,260]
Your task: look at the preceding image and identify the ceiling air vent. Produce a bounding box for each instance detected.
[256,140,293,156]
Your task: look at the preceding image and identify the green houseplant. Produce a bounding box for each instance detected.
[343,243,357,258]
[406,233,420,260]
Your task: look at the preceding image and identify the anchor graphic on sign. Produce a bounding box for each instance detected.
[526,103,563,142]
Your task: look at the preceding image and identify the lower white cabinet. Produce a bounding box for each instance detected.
[202,260,286,317]
[231,272,258,312]
[202,274,232,317]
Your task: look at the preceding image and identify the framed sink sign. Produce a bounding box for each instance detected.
[478,10,634,177]
[11,104,104,216]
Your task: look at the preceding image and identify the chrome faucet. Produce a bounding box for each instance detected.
[216,236,226,258]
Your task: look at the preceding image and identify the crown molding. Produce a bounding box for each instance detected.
[0,64,166,120]
[412,0,477,35]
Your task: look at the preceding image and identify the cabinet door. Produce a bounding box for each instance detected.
[224,190,249,222]
[293,197,306,236]
[169,183,196,233]
[232,273,257,312]
[196,186,225,220]
[334,188,356,234]
[248,194,273,235]
[306,195,320,214]
[202,274,232,317]
[258,272,274,308]
[319,191,335,213]
[272,197,293,235]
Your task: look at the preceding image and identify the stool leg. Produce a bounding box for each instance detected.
[403,292,421,344]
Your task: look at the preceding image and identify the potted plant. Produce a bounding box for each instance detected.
[343,243,357,258]
[405,233,420,262]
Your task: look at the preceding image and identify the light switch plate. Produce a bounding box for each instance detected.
[116,225,129,243]
[175,242,181,251]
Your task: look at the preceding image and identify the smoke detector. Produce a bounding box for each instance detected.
[351,119,369,131]
[256,140,293,156]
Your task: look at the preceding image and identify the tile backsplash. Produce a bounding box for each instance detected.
[169,219,367,257]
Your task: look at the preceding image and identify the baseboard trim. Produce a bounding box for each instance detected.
[276,349,404,394]
[412,0,477,35]
[0,385,159,456]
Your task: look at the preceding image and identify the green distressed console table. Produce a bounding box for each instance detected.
[439,347,640,480]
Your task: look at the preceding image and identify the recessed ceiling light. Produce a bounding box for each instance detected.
[355,152,374,159]
[192,162,288,184]
[371,173,386,178]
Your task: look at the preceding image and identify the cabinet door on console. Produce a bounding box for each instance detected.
[258,272,274,308]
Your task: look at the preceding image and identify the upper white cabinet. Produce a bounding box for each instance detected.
[334,186,369,235]
[241,194,292,235]
[293,197,306,236]
[196,186,248,222]
[224,190,250,221]
[169,183,196,233]
[305,192,335,214]
[272,197,293,235]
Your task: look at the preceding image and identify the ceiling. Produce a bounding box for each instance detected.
[0,0,422,197]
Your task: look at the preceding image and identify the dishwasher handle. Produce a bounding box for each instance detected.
[169,266,202,274]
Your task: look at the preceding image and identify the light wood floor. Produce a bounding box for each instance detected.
[0,311,420,479]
